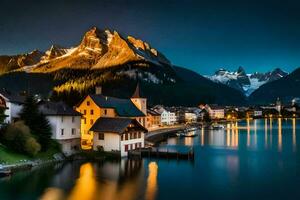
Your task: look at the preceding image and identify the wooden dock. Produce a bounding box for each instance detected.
[128,147,195,161]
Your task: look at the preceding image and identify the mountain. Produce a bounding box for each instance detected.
[19,27,171,73]
[0,50,44,74]
[207,67,288,96]
[0,27,246,106]
[249,67,300,104]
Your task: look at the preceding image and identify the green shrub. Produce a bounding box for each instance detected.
[25,137,41,156]
[2,121,41,156]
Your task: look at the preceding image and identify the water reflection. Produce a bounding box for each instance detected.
[145,162,158,200]
[38,159,146,200]
[192,118,299,152]
[68,163,97,200]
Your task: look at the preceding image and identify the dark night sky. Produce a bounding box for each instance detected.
[1,0,300,74]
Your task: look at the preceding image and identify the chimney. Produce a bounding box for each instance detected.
[95,86,102,95]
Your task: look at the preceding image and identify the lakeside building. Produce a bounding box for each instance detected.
[76,86,148,154]
[199,104,225,119]
[152,105,177,125]
[147,109,161,129]
[0,90,25,123]
[39,101,81,155]
[91,117,147,156]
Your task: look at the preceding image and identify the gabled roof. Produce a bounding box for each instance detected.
[147,109,161,116]
[89,94,145,117]
[0,90,25,104]
[39,101,81,116]
[90,117,148,134]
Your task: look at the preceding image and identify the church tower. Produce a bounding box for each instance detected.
[131,83,147,115]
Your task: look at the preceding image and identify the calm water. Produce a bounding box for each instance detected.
[1,118,300,200]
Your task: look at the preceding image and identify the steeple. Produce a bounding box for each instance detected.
[132,82,141,98]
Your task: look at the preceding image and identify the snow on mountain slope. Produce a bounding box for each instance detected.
[207,67,288,96]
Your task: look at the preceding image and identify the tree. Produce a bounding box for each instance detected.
[19,95,52,151]
[2,121,41,156]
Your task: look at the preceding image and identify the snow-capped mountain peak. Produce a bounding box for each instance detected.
[207,67,288,96]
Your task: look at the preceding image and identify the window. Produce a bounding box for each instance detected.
[84,110,87,115]
[72,128,76,135]
[130,144,133,150]
[121,135,124,141]
[104,109,107,115]
[125,145,128,152]
[98,133,104,140]
[83,118,86,124]
[138,132,141,138]
[87,101,90,106]
[61,129,64,136]
[72,117,75,123]
[90,119,94,125]
[90,110,94,115]
[125,133,128,140]
[61,116,64,123]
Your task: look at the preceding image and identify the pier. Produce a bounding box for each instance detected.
[128,147,195,161]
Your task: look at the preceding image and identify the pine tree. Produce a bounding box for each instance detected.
[19,95,52,151]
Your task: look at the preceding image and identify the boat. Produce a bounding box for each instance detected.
[176,131,185,137]
[185,127,198,132]
[210,123,225,130]
[183,131,197,137]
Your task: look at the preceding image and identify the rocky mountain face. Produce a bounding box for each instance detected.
[0,26,247,106]
[5,27,171,74]
[207,67,288,96]
[249,67,300,104]
[0,50,44,74]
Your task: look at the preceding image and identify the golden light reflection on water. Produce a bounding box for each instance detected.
[197,118,298,152]
[145,162,158,200]
[68,163,97,200]
[278,118,282,152]
[40,188,65,200]
[293,118,296,151]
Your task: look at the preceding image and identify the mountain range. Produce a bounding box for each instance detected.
[207,67,288,96]
[0,27,246,106]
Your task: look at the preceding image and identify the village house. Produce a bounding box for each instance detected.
[76,86,148,155]
[147,109,161,129]
[90,117,147,157]
[152,105,177,125]
[0,90,25,123]
[39,101,82,156]
[199,104,225,119]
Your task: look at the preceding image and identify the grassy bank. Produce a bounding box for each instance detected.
[0,143,60,165]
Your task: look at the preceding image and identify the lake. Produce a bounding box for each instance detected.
[1,118,300,200]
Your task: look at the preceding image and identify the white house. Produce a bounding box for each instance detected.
[39,101,82,156]
[153,106,177,125]
[90,117,147,157]
[0,91,25,123]
[199,104,224,119]
[184,112,197,123]
[253,110,263,117]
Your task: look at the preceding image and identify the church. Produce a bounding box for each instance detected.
[76,85,148,156]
